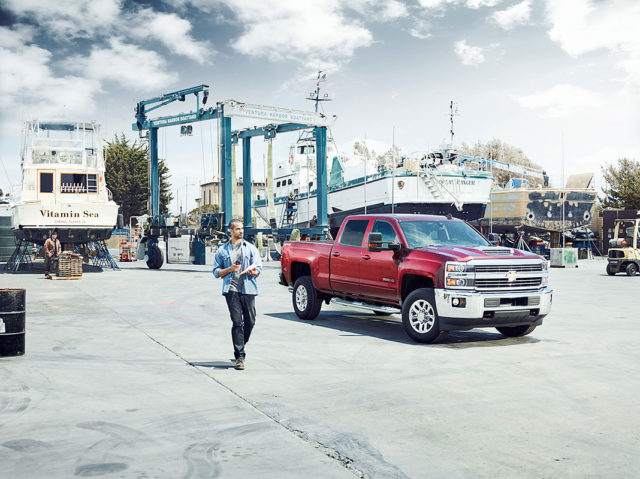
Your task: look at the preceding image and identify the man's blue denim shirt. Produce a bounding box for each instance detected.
[212,240,262,295]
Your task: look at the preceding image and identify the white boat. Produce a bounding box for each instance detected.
[253,134,494,236]
[11,121,119,244]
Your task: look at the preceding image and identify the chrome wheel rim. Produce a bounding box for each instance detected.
[409,299,435,333]
[295,285,308,311]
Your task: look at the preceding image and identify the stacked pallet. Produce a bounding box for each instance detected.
[55,252,83,280]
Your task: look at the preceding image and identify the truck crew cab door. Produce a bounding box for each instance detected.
[329,218,370,295]
[358,220,400,300]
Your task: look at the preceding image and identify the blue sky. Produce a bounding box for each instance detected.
[1,0,638,210]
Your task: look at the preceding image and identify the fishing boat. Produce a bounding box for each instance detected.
[253,134,494,237]
[11,121,119,244]
[476,173,597,234]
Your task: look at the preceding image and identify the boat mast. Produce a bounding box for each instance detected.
[306,71,331,113]
[450,100,454,145]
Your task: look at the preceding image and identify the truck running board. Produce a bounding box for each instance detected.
[330,298,401,315]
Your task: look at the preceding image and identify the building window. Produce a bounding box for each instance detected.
[208,189,211,205]
[40,172,53,193]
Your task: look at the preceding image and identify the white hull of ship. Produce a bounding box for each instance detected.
[253,173,493,230]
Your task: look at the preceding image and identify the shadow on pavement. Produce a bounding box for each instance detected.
[190,361,235,369]
[266,311,540,348]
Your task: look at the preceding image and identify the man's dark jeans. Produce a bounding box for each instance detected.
[44,256,57,276]
[224,292,256,359]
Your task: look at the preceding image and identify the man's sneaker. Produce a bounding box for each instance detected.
[234,358,245,370]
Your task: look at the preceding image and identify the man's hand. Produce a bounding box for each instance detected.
[247,266,259,276]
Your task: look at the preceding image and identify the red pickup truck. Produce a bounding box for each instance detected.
[280,214,552,343]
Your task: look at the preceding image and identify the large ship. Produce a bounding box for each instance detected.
[476,173,597,234]
[11,121,119,244]
[253,134,494,237]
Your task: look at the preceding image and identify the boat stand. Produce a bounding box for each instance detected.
[3,240,38,272]
[76,241,120,270]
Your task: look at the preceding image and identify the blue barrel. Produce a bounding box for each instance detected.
[0,289,26,357]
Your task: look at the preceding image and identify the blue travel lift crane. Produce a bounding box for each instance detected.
[132,85,332,269]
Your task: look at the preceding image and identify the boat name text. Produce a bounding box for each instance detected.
[40,210,99,218]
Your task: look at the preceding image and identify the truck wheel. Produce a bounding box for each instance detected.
[625,262,638,276]
[292,276,322,320]
[401,288,445,343]
[147,244,163,270]
[496,325,536,337]
[606,264,617,276]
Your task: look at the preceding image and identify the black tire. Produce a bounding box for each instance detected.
[606,264,617,276]
[292,276,322,320]
[496,325,536,337]
[147,244,164,269]
[625,262,638,276]
[401,288,446,343]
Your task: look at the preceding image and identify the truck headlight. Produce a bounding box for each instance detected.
[445,262,474,289]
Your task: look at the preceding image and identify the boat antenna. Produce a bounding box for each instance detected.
[306,71,331,113]
[449,100,455,145]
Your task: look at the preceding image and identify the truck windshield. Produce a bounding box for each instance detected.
[399,220,489,248]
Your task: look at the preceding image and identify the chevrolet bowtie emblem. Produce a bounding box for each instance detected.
[506,271,517,282]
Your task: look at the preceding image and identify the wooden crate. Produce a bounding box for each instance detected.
[56,252,83,278]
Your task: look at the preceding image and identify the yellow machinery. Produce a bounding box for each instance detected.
[606,218,640,276]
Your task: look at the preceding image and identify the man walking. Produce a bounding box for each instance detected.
[213,219,262,370]
[43,230,61,279]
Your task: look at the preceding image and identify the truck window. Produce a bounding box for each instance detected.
[372,220,397,243]
[400,220,489,248]
[339,219,369,247]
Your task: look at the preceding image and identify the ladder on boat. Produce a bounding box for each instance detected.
[280,199,298,228]
[418,169,464,212]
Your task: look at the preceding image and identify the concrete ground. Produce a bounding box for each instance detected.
[1,258,638,478]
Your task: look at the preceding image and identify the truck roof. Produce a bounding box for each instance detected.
[345,214,463,222]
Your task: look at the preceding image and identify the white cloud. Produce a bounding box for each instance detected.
[219,1,373,71]
[130,9,214,64]
[417,0,501,10]
[516,84,604,117]
[466,0,501,8]
[454,40,486,66]
[66,38,178,90]
[490,0,532,30]
[545,0,640,88]
[0,25,101,119]
[2,0,122,39]
[348,0,408,21]
[410,18,434,39]
[417,0,458,8]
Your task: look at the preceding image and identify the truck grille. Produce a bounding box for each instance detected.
[475,264,542,273]
[475,278,542,289]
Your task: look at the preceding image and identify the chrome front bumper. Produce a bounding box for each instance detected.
[434,287,553,331]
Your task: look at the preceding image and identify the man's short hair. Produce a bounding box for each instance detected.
[228,218,242,230]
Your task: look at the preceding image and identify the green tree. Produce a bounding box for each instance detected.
[459,138,544,187]
[600,158,640,210]
[104,134,174,223]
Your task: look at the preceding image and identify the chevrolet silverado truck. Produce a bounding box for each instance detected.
[280,214,552,343]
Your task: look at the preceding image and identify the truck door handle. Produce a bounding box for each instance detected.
[332,252,340,257]
[362,254,371,260]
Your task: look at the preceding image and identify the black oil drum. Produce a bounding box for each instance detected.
[0,289,26,357]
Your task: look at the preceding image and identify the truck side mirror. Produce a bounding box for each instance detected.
[388,241,401,252]
[367,233,383,252]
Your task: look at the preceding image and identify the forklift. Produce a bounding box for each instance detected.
[606,218,640,276]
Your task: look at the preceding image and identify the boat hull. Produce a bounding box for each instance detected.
[11,200,119,245]
[476,188,597,233]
